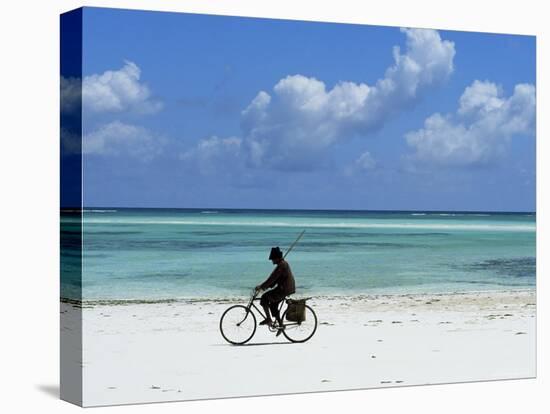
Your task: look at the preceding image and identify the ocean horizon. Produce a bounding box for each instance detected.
[61,208,536,302]
[64,206,536,214]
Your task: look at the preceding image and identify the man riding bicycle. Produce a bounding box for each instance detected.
[255,246,296,336]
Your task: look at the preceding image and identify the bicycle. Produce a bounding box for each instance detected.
[219,289,318,345]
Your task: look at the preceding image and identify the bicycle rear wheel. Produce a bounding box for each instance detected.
[219,305,257,345]
[282,304,317,343]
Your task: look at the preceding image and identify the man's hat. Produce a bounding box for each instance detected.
[269,246,283,260]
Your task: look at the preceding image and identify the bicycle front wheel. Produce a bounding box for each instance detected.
[219,305,257,345]
[282,304,318,343]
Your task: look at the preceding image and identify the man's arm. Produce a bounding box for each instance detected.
[257,266,281,291]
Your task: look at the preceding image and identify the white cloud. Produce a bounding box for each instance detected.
[458,80,504,116]
[180,136,244,175]
[405,80,535,166]
[183,28,455,173]
[60,76,81,114]
[60,127,81,155]
[61,61,162,114]
[83,121,165,161]
[344,151,377,176]
[355,151,377,170]
[238,28,455,170]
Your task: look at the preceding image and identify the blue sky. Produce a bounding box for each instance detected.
[68,7,536,211]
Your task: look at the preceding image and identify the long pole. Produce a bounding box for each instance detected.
[283,230,306,259]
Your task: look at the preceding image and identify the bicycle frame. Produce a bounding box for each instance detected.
[242,292,302,331]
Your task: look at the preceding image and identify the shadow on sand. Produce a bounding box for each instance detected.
[213,341,294,347]
[36,384,59,399]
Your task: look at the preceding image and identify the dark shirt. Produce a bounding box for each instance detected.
[260,260,296,296]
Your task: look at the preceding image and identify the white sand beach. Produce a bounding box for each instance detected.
[64,290,535,407]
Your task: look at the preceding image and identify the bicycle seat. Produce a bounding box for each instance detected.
[285,295,298,304]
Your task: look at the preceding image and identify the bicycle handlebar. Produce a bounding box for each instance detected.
[250,288,260,301]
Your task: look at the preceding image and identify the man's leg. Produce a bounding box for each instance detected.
[260,292,273,325]
[271,300,285,336]
[270,301,283,326]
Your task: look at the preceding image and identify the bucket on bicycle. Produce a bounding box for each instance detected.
[286,299,306,323]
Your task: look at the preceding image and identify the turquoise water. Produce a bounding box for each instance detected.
[61,209,536,301]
